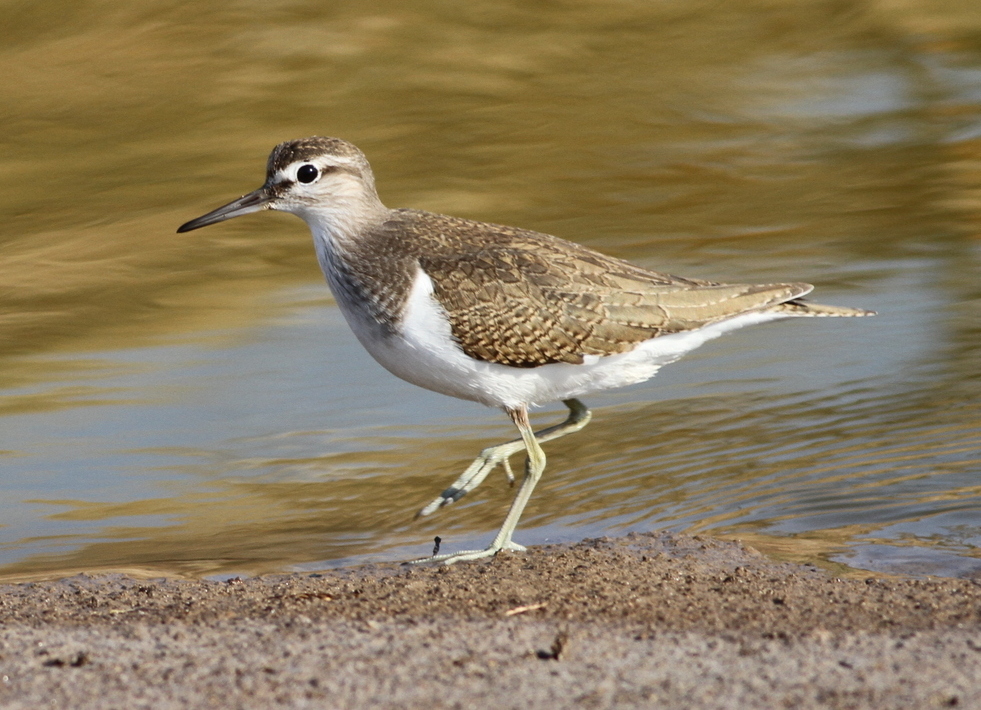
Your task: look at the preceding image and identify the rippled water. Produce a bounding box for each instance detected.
[2,0,981,579]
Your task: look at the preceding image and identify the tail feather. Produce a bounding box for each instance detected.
[771,298,875,318]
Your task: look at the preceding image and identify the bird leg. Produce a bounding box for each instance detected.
[415,398,591,517]
[409,398,590,565]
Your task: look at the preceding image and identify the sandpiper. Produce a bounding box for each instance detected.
[177,136,873,564]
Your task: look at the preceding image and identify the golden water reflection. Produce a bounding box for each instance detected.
[2,0,981,579]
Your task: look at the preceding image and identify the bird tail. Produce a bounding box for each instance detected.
[771,299,875,317]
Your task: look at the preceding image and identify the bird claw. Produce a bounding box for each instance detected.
[404,540,527,566]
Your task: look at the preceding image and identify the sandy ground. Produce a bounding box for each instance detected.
[1,533,980,709]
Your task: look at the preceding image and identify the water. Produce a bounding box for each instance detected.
[2,0,981,580]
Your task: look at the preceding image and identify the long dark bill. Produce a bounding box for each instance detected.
[177,187,272,233]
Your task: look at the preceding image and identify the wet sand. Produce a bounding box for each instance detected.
[1,533,979,708]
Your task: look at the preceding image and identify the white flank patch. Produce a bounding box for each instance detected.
[359,269,791,410]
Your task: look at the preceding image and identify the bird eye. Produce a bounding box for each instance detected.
[296,164,319,184]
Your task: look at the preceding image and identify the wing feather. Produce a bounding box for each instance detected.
[378,211,812,367]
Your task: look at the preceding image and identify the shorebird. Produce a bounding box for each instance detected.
[177,136,873,564]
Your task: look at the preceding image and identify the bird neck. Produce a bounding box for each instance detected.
[296,190,389,250]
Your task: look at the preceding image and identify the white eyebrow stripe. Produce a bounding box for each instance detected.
[305,156,358,168]
[278,156,361,179]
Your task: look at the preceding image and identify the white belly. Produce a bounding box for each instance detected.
[333,267,789,410]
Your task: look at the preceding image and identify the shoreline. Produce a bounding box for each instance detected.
[1,532,979,708]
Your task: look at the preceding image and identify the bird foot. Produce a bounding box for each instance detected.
[404,540,527,566]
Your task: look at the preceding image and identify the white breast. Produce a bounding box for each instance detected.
[337,267,789,410]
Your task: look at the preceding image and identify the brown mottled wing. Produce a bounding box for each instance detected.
[360,210,811,367]
[402,211,811,368]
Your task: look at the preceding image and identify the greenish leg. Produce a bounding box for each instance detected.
[415,398,591,518]
[409,398,591,565]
